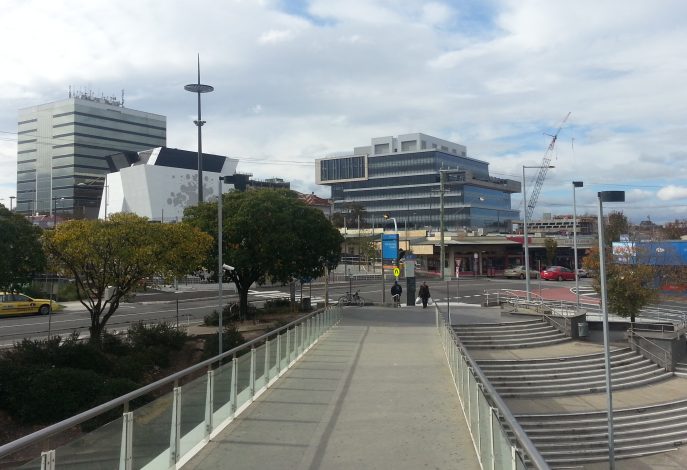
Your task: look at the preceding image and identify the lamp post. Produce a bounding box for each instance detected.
[9,196,15,211]
[597,190,624,469]
[522,165,555,301]
[184,55,214,205]
[573,181,583,309]
[217,175,235,357]
[52,197,64,228]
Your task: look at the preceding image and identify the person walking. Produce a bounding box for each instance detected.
[390,281,402,307]
[418,281,431,308]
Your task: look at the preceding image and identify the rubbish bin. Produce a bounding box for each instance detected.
[578,321,589,338]
[301,297,311,310]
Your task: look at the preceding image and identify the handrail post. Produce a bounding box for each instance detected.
[119,411,133,470]
[169,385,182,466]
[204,368,214,437]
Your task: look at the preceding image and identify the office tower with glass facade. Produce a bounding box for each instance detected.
[316,133,520,232]
[16,93,166,218]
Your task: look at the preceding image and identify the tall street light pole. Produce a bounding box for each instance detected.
[184,55,214,205]
[597,190,625,470]
[9,196,15,212]
[573,181,584,309]
[522,165,554,301]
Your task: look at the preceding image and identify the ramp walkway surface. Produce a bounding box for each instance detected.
[184,305,480,470]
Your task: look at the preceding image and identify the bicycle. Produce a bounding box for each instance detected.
[338,290,365,306]
[392,293,401,308]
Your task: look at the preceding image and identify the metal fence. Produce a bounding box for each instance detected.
[434,305,550,469]
[0,305,342,469]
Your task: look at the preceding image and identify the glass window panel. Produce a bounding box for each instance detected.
[235,352,252,408]
[131,390,174,469]
[491,409,512,470]
[17,416,123,470]
[254,344,266,391]
[478,392,493,468]
[212,361,234,425]
[179,374,209,456]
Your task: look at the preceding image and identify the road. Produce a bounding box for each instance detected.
[8,275,685,344]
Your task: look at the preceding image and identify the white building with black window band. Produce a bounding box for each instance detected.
[16,93,166,218]
[316,133,521,232]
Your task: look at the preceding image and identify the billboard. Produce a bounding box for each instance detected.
[382,234,399,262]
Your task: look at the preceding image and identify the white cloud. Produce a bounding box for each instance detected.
[657,186,687,201]
[1,0,686,223]
[259,29,295,44]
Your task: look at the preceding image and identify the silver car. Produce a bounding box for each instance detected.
[504,265,539,279]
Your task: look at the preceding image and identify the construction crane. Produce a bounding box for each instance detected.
[525,112,571,220]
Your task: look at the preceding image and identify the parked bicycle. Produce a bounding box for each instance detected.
[392,293,401,308]
[338,290,365,306]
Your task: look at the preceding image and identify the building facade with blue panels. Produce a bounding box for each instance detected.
[315,133,520,232]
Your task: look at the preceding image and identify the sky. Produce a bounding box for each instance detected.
[1,0,686,224]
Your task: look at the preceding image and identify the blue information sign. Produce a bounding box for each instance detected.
[382,234,399,261]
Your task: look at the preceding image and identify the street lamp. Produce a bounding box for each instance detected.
[9,196,15,212]
[383,213,397,232]
[573,181,583,309]
[184,55,214,205]
[597,190,624,469]
[522,165,555,301]
[52,197,64,228]
[217,175,235,357]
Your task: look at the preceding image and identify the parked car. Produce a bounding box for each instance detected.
[0,292,61,317]
[504,265,539,279]
[541,266,576,281]
[576,268,589,278]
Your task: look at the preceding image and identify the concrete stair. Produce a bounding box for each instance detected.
[478,348,672,397]
[514,399,687,467]
[675,361,687,378]
[453,319,569,349]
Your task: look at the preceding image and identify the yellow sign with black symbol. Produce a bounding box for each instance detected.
[393,267,400,278]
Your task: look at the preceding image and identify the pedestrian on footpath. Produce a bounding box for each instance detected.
[418,282,431,308]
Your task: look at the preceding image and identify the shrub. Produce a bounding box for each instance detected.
[57,282,80,301]
[4,336,63,367]
[1,367,106,424]
[127,322,187,351]
[203,304,240,326]
[202,325,246,360]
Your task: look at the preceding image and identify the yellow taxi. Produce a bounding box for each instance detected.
[0,292,61,317]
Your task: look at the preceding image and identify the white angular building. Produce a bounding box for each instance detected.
[102,147,238,222]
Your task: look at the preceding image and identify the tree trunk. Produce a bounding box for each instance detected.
[238,286,250,322]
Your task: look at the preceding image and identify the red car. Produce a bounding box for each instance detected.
[540,266,576,281]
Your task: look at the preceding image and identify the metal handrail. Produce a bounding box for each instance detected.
[627,326,671,369]
[0,305,336,460]
[436,306,549,469]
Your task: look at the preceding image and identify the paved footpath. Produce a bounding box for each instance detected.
[184,305,480,470]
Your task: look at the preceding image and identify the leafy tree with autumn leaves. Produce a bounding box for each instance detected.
[43,213,212,342]
[582,211,657,323]
[183,189,343,320]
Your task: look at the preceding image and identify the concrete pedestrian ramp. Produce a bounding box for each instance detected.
[183,306,480,470]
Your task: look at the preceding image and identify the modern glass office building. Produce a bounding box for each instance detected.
[316,133,520,232]
[16,92,166,218]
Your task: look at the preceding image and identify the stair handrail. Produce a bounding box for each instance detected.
[627,325,671,370]
[437,307,550,469]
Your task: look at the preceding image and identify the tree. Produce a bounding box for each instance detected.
[42,213,212,343]
[0,205,46,292]
[183,189,343,320]
[604,211,630,246]
[583,244,657,323]
[662,219,687,240]
[544,238,558,267]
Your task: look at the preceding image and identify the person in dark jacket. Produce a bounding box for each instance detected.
[418,282,431,308]
[390,281,402,306]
